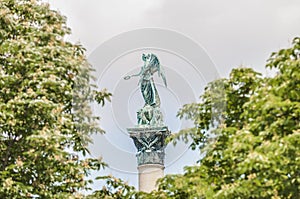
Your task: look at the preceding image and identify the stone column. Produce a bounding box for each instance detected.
[138,164,164,192]
[127,126,170,192]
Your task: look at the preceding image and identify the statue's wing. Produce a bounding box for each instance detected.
[159,65,167,87]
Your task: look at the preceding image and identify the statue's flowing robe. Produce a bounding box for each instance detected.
[140,77,160,107]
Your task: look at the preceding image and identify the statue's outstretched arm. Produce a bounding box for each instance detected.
[124,66,144,80]
[131,68,143,77]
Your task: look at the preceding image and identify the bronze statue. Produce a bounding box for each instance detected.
[124,53,167,108]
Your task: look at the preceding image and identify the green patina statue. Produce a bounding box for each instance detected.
[126,54,170,166]
[124,53,167,126]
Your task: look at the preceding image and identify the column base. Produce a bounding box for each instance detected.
[138,164,164,193]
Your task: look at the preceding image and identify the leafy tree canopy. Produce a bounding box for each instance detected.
[152,37,300,199]
[0,0,111,198]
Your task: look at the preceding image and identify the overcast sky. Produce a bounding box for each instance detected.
[45,0,300,190]
[47,0,300,75]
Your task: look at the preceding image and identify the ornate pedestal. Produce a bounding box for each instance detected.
[127,126,170,192]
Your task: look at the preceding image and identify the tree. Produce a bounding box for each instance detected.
[0,0,111,198]
[152,37,300,198]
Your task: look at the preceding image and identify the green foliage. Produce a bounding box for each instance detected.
[94,89,112,107]
[0,0,110,198]
[87,176,138,199]
[155,38,300,198]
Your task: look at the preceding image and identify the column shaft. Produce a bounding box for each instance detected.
[138,164,164,193]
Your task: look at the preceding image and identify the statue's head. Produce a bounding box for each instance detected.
[142,53,160,68]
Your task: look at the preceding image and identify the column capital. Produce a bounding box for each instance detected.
[127,126,170,166]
